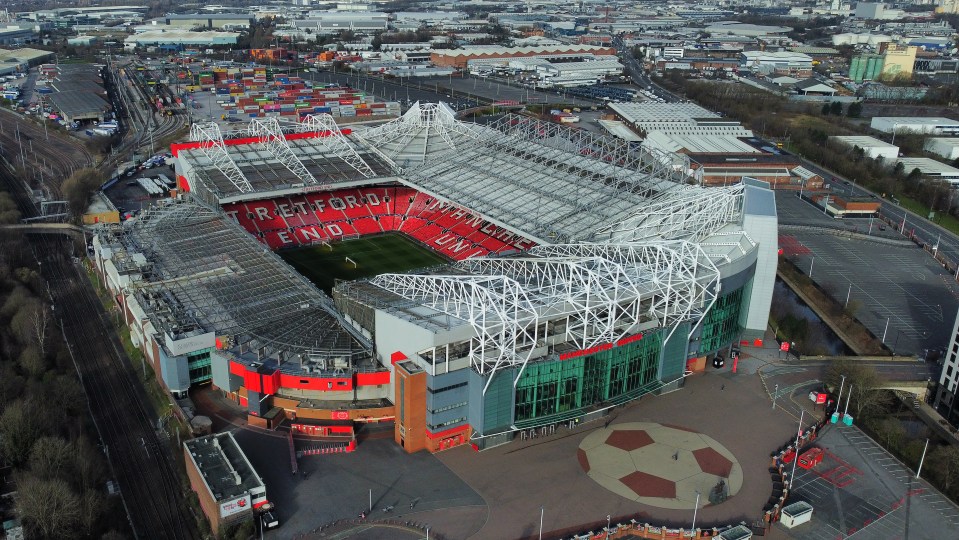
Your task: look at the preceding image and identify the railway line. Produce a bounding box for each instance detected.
[0,142,195,538]
[0,108,95,197]
[35,235,196,540]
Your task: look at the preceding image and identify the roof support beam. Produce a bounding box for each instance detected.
[298,114,377,178]
[248,117,319,185]
[189,122,254,193]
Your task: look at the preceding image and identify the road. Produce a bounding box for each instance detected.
[613,37,682,103]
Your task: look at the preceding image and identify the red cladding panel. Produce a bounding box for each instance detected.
[243,370,262,393]
[356,371,390,386]
[262,370,281,394]
[278,373,353,391]
[390,351,408,365]
[229,360,246,376]
[425,424,469,440]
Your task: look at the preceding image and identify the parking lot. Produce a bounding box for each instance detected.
[103,155,175,215]
[777,194,959,356]
[783,425,959,539]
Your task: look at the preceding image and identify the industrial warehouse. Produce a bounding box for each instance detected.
[91,103,777,454]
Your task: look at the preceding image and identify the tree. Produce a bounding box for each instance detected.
[0,399,50,466]
[60,168,105,217]
[847,101,863,118]
[15,474,81,539]
[824,359,891,420]
[0,191,20,224]
[927,446,959,496]
[876,417,905,449]
[31,302,50,357]
[28,437,73,480]
[18,346,46,378]
[821,103,830,115]
[829,101,843,115]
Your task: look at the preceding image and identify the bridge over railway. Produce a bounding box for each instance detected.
[0,222,88,239]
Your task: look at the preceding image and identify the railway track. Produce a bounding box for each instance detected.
[0,108,95,196]
[0,116,194,540]
[35,235,196,540]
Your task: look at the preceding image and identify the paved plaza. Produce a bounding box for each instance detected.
[578,422,743,510]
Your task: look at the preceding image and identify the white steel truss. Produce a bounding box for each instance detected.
[356,102,484,166]
[484,114,691,196]
[370,240,720,392]
[248,117,319,185]
[297,114,377,178]
[369,273,539,392]
[597,184,745,243]
[189,122,254,193]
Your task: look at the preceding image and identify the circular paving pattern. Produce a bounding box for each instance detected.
[577,422,743,510]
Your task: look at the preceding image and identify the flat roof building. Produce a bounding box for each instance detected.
[183,433,268,534]
[124,30,239,49]
[871,117,959,136]
[163,14,254,30]
[896,157,959,183]
[924,138,959,161]
[829,135,900,160]
[740,51,813,76]
[431,45,617,68]
[644,132,761,154]
[0,47,55,75]
[609,103,754,137]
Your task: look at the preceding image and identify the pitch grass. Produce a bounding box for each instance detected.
[280,233,449,293]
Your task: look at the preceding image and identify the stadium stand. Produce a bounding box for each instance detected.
[221,186,536,260]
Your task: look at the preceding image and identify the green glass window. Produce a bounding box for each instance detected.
[514,333,663,425]
[699,286,748,354]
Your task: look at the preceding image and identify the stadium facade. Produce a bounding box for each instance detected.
[92,103,777,453]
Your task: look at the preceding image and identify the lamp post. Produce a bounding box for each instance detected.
[691,491,700,532]
[789,409,805,487]
[539,507,544,540]
[917,439,930,479]
[606,515,611,538]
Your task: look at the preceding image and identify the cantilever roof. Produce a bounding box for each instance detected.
[121,200,370,361]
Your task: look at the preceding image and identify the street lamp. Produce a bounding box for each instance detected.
[691,491,700,532]
[606,515,611,538]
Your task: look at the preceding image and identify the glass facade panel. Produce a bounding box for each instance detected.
[514,332,663,425]
[187,349,213,384]
[699,285,748,354]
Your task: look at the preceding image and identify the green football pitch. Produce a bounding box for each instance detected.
[279,233,449,292]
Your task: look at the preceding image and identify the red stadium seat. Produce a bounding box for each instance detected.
[222,186,536,259]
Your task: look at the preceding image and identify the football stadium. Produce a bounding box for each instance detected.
[91,103,777,453]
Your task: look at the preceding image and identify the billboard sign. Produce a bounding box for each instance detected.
[220,494,251,519]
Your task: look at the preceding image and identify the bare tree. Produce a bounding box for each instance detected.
[928,446,959,495]
[0,399,50,466]
[824,359,891,419]
[32,302,49,357]
[28,437,73,480]
[15,474,81,539]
